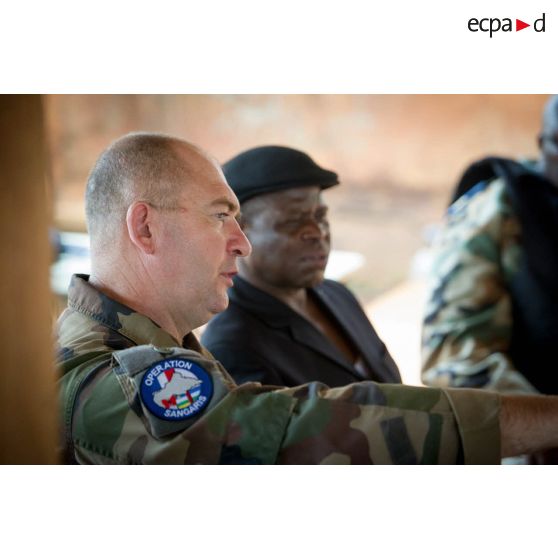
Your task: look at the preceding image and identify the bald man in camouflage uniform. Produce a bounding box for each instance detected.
[58,132,558,464]
[423,95,558,399]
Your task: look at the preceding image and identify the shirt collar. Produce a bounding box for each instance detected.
[67,274,203,351]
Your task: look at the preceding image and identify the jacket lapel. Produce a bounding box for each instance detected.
[231,277,365,379]
[313,283,398,383]
[287,314,360,376]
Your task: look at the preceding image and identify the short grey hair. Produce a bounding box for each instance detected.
[85,132,192,242]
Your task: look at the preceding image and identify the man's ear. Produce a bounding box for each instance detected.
[126,202,155,254]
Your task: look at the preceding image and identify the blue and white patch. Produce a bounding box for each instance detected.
[140,358,213,421]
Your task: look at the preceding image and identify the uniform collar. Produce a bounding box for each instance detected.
[67,274,203,351]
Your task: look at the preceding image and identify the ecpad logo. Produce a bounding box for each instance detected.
[468,13,546,37]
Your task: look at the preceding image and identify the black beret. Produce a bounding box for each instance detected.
[222,145,339,204]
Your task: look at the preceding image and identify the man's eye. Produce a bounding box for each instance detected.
[279,220,301,228]
[216,212,230,221]
[282,216,303,225]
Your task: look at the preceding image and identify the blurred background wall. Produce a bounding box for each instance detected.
[45,94,549,383]
[46,94,546,296]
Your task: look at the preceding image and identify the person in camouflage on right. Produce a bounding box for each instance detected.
[423,95,558,402]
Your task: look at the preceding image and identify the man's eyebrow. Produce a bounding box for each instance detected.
[209,197,239,213]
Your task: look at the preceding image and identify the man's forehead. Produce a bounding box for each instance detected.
[198,173,240,211]
[173,149,240,212]
[173,139,211,163]
[173,140,225,182]
[182,179,239,212]
[262,185,324,208]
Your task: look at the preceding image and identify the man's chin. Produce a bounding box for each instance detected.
[302,270,326,288]
[209,293,230,316]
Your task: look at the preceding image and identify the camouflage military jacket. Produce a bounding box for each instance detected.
[58,274,501,464]
[422,176,540,394]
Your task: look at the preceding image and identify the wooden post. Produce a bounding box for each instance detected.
[0,95,59,463]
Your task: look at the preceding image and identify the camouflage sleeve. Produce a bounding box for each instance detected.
[421,178,539,395]
[62,345,501,464]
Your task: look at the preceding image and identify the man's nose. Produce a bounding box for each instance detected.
[301,220,328,242]
[229,219,252,257]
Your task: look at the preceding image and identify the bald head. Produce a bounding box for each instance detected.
[85,132,214,246]
[539,95,558,188]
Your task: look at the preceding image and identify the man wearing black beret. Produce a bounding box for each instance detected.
[202,145,401,387]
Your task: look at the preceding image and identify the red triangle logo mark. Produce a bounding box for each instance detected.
[516,19,530,31]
